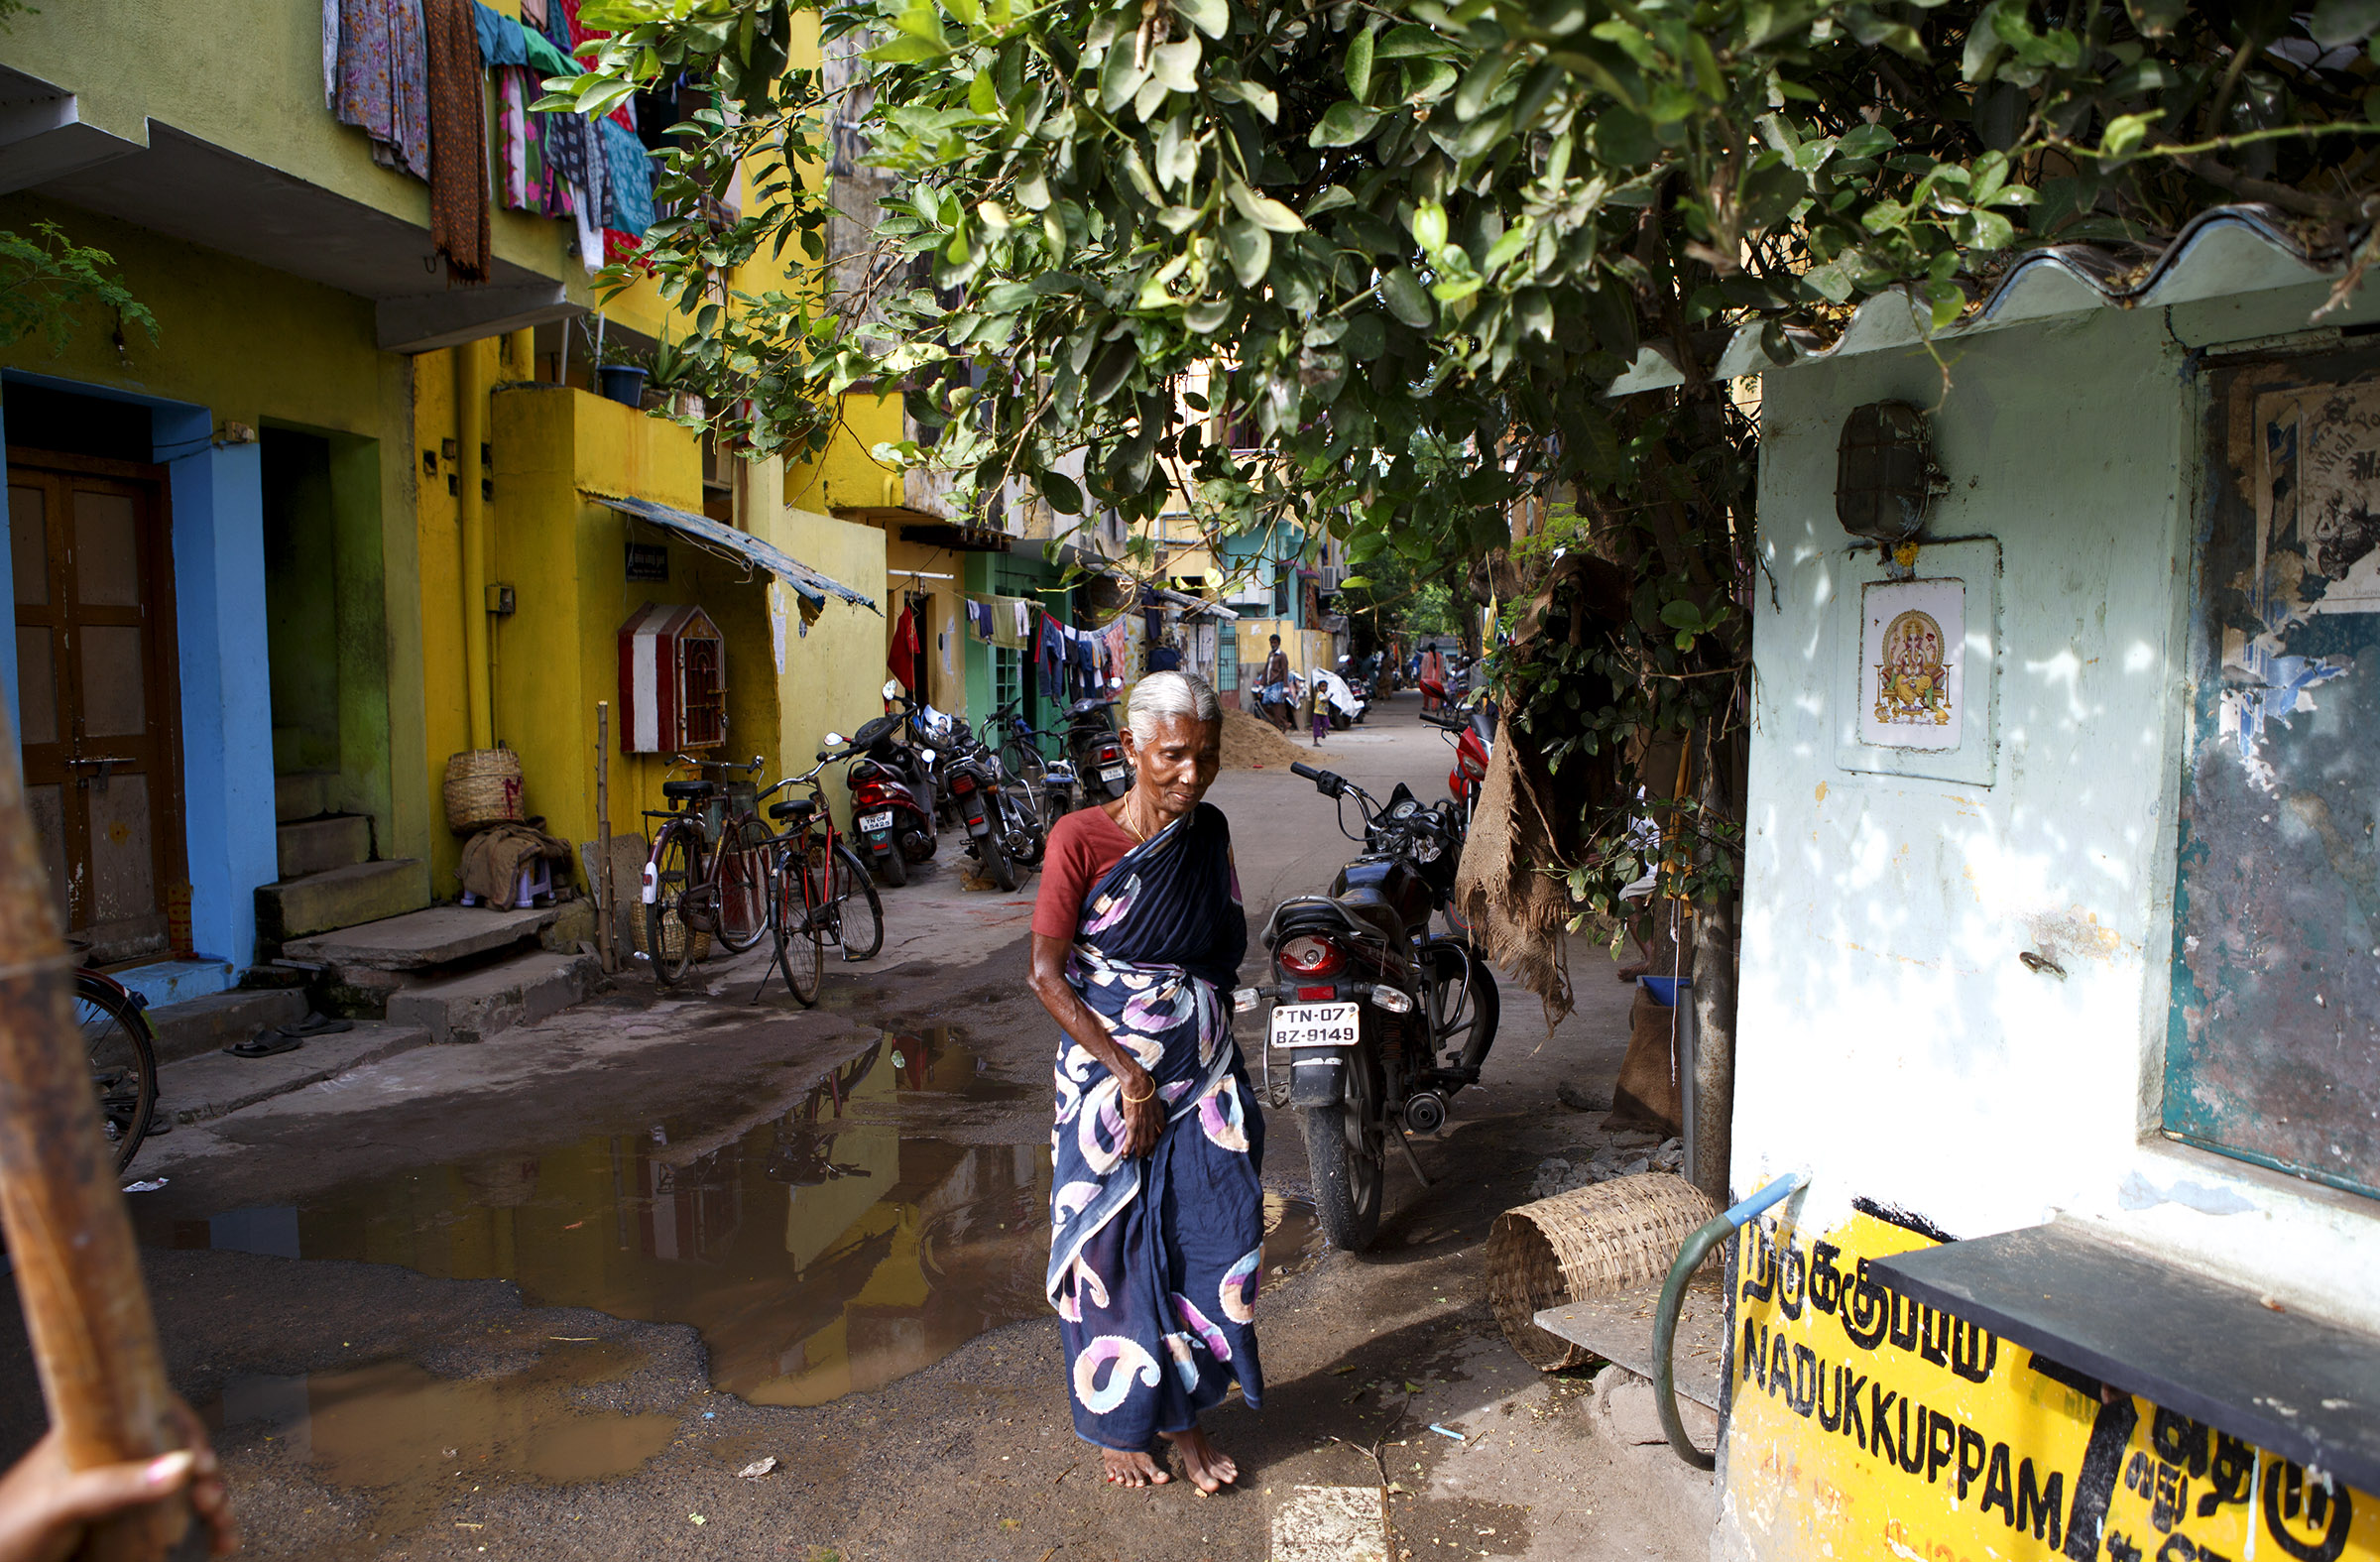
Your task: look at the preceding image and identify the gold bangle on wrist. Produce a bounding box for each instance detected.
[1120,1076,1155,1104]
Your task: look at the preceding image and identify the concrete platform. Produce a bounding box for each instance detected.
[110,957,235,1011]
[156,1021,434,1126]
[145,988,306,1067]
[384,950,600,1044]
[1534,1273,1729,1410]
[257,859,429,943]
[282,902,559,971]
[276,814,371,879]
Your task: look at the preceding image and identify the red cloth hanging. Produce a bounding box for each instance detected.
[889,602,918,689]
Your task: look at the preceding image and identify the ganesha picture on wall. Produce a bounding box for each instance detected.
[1873,609,1954,726]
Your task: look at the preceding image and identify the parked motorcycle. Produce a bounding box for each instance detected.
[938,717,1045,893]
[1251,764,1500,1250]
[841,694,939,888]
[992,697,1080,827]
[1423,694,1496,829]
[1316,664,1368,729]
[1064,696,1131,801]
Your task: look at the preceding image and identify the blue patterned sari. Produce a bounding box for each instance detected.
[1046,801,1263,1453]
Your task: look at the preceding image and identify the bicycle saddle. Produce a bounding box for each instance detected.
[662,780,714,800]
[769,796,818,822]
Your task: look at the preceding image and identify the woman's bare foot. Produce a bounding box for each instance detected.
[1161,1426,1240,1494]
[1102,1449,1170,1487]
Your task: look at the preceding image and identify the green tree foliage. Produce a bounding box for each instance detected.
[561,0,2379,930]
[0,222,156,356]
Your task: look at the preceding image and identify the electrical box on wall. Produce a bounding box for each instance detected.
[618,603,727,754]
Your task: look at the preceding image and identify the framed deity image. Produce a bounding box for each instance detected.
[1859,578,1964,750]
[1832,537,1999,785]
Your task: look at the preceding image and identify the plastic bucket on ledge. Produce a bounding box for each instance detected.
[597,365,649,408]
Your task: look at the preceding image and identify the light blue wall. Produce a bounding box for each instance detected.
[166,422,277,973]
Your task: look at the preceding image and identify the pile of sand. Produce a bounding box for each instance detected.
[1220,706,1330,771]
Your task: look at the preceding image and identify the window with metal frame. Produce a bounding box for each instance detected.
[1217,632,1239,691]
[993,645,1020,712]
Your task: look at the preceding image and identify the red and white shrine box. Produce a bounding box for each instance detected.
[618,603,726,753]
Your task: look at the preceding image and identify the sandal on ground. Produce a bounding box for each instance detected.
[224,1029,302,1059]
[279,1012,354,1037]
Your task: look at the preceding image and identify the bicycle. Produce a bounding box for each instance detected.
[754,746,887,1006]
[75,966,157,1174]
[642,753,779,986]
[992,697,1076,829]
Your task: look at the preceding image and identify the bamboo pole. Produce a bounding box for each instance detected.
[0,707,194,1558]
[596,702,616,975]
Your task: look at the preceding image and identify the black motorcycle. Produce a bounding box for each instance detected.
[1064,697,1131,801]
[1253,764,1500,1250]
[939,717,1044,893]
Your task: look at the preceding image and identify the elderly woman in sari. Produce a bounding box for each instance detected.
[1026,670,1260,1494]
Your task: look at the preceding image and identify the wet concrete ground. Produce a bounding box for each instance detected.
[0,694,1718,1560]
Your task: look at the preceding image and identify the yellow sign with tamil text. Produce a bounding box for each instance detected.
[1726,1212,2375,1562]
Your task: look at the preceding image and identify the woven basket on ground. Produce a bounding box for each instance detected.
[1485,1172,1719,1371]
[629,895,713,967]
[443,749,524,833]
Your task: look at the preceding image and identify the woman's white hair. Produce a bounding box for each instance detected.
[1127,670,1222,741]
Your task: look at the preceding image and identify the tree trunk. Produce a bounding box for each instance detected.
[1689,724,1746,1210]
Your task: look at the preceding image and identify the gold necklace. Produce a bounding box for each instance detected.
[1115,801,1148,842]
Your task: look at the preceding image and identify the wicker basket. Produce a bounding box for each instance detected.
[1485,1172,1719,1371]
[443,749,524,833]
[629,888,713,967]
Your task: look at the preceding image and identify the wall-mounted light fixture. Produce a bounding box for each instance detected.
[1836,401,1945,544]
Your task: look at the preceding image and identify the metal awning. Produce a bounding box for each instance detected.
[586,490,880,618]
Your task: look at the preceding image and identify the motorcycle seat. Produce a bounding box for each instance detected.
[769,796,817,823]
[662,780,715,801]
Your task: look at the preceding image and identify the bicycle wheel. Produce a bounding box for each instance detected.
[829,843,884,960]
[76,973,156,1175]
[714,814,774,953]
[645,826,702,985]
[773,840,823,1006]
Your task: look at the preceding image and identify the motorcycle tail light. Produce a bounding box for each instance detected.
[1278,935,1346,977]
[1296,985,1337,1002]
[950,773,976,792]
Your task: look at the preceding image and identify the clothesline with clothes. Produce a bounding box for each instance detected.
[964,594,1133,700]
[323,0,664,280]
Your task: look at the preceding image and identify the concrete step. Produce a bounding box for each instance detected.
[282,902,560,972]
[144,988,307,1067]
[256,860,429,946]
[385,950,600,1044]
[274,770,338,824]
[276,815,371,879]
[156,1021,434,1127]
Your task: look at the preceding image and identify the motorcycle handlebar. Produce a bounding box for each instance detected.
[1289,762,1324,781]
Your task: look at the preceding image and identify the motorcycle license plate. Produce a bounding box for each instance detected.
[859,810,894,833]
[1101,766,1128,783]
[1268,1002,1361,1048]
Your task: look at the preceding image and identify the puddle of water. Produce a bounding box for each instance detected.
[158,1028,1322,1422]
[205,1340,674,1536]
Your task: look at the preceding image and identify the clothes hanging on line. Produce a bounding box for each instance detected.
[424,0,491,283]
[1037,614,1067,693]
[327,0,431,180]
[888,602,919,690]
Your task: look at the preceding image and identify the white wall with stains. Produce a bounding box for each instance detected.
[1735,258,2380,1332]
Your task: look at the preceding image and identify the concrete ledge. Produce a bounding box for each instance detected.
[276,815,371,879]
[158,1021,435,1126]
[385,951,600,1044]
[257,860,428,943]
[1533,1274,1728,1410]
[145,988,306,1067]
[282,902,557,971]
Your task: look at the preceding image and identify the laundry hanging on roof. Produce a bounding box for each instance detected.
[326,0,431,180]
[598,119,654,237]
[424,0,491,282]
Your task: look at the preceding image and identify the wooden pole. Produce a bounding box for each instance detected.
[0,708,194,1558]
[596,701,616,975]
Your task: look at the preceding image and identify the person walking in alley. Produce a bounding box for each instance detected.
[1025,672,1260,1495]
[1419,643,1446,715]
[1257,635,1291,730]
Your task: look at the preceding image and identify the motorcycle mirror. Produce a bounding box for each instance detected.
[823,732,845,748]
[882,677,902,701]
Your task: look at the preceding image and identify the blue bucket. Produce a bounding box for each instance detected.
[1638,976,1692,1007]
[597,364,649,408]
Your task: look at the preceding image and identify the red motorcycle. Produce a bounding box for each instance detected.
[1420,684,1494,829]
[828,712,939,889]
